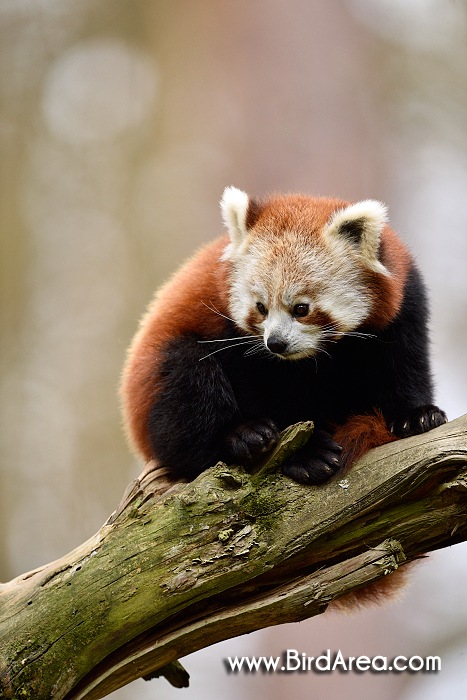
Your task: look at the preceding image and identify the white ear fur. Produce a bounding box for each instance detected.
[326,200,389,274]
[220,186,250,260]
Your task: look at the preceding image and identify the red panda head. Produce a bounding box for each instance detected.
[220,186,407,359]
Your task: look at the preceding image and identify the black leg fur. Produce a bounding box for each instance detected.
[366,267,447,433]
[147,335,240,480]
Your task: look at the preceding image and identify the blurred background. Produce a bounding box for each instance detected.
[1,1,467,698]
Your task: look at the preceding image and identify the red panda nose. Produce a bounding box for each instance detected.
[266,336,288,354]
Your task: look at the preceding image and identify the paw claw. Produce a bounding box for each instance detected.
[223,418,279,465]
[282,428,342,485]
[390,405,447,438]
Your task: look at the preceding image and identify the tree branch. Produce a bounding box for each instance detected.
[1,416,466,699]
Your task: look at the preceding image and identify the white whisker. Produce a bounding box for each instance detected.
[198,339,257,361]
[342,331,377,340]
[243,342,268,357]
[317,346,332,359]
[201,300,236,325]
[198,335,260,343]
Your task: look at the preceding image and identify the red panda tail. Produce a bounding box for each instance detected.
[331,411,408,611]
[330,565,411,613]
[333,411,397,472]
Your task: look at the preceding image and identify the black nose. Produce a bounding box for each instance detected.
[266,336,288,354]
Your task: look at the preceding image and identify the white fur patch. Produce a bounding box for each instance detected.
[220,186,250,261]
[227,247,261,330]
[325,200,389,275]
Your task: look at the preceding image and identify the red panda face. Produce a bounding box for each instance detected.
[220,187,390,359]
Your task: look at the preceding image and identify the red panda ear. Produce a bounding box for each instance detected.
[325,200,389,274]
[220,186,251,260]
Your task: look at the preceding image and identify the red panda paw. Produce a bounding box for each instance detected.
[223,418,279,466]
[281,429,343,485]
[389,404,448,438]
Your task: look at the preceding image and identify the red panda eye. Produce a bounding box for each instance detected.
[293,303,309,318]
[256,302,268,316]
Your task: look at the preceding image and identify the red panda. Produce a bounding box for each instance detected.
[120,187,447,485]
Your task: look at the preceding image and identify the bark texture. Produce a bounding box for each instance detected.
[1,416,466,699]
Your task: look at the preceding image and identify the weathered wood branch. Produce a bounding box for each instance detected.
[1,415,466,699]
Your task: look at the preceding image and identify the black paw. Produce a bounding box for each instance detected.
[281,429,343,485]
[223,417,279,465]
[389,404,448,438]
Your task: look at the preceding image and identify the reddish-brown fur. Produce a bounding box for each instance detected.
[121,236,232,461]
[334,412,397,471]
[248,194,346,234]
[331,567,410,612]
[364,226,412,328]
